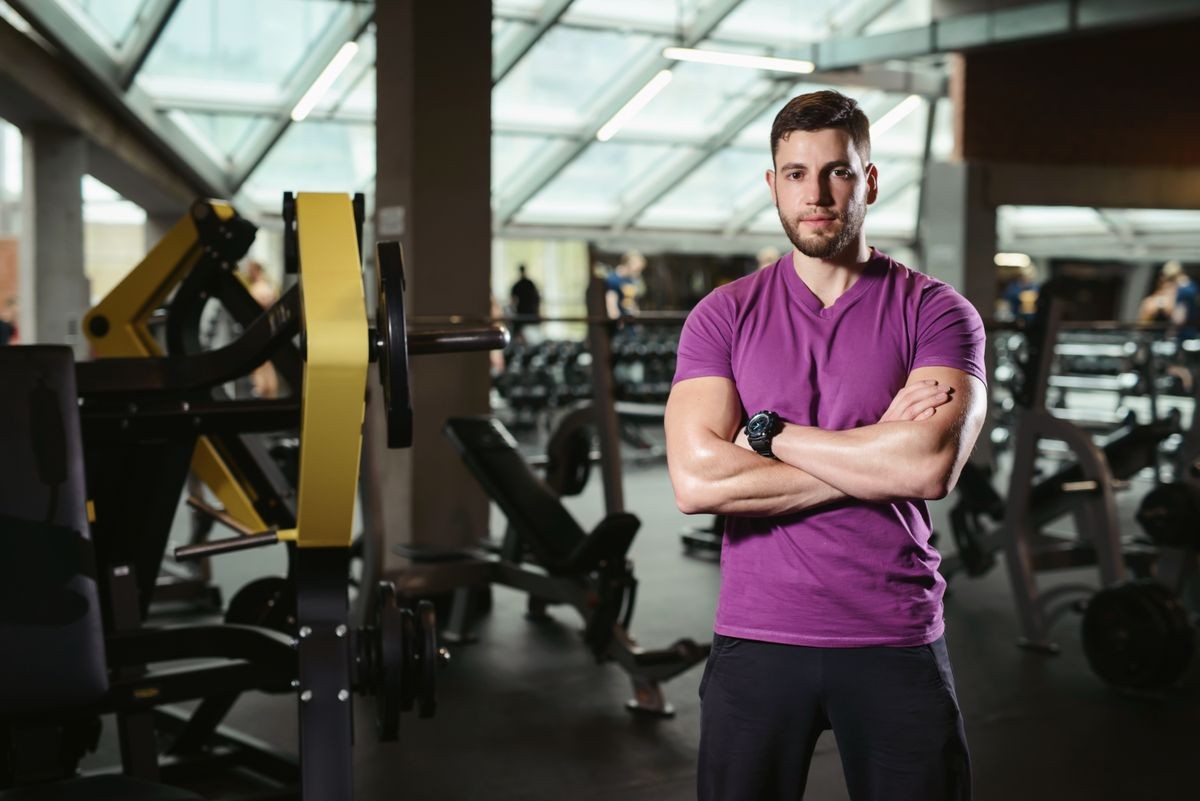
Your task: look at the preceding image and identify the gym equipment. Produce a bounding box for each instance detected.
[1,346,206,800]
[392,416,709,717]
[941,413,1178,582]
[1081,580,1194,689]
[944,285,1200,689]
[1136,482,1200,549]
[3,193,505,801]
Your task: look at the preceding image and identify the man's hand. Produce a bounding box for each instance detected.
[877,379,952,423]
[732,380,952,451]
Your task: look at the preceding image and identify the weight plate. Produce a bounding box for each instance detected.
[375,581,404,741]
[1082,581,1192,689]
[1139,581,1195,686]
[416,600,438,719]
[1136,483,1200,549]
[399,607,418,713]
[375,241,413,449]
[224,576,295,633]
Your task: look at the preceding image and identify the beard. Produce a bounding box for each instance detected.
[778,199,867,260]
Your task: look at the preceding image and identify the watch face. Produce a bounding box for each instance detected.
[747,413,771,436]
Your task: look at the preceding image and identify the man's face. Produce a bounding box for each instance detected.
[766,127,877,260]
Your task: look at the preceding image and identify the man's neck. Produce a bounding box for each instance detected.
[791,240,873,308]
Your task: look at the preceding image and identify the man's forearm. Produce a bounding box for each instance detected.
[671,440,847,517]
[771,420,956,502]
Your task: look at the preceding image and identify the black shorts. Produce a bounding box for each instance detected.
[698,634,971,801]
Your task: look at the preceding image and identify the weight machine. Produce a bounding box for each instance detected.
[1,193,506,800]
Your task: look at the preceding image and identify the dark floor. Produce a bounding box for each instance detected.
[85,455,1200,801]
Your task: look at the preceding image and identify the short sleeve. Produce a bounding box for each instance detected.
[673,289,735,385]
[912,283,987,386]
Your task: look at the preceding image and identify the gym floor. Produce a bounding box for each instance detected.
[86,456,1199,801]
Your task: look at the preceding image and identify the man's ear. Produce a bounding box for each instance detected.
[865,162,879,205]
[765,169,777,205]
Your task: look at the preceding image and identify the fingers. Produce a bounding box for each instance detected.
[880,380,955,423]
[905,391,951,420]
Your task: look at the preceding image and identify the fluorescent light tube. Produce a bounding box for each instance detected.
[994,252,1033,268]
[291,41,360,123]
[596,70,673,142]
[663,46,814,75]
[870,94,922,137]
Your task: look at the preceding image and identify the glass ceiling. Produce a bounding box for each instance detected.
[2,0,1191,260]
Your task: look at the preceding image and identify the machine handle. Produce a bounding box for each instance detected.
[405,326,509,356]
[175,530,279,561]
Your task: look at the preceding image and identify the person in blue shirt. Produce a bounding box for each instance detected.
[1002,263,1040,324]
[605,250,645,320]
[1165,261,1198,341]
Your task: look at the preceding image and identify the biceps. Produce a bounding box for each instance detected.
[906,366,987,451]
[665,377,743,453]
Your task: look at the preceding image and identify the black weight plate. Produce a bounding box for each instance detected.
[1139,581,1195,686]
[225,577,295,633]
[375,581,403,742]
[545,424,592,497]
[1082,581,1185,689]
[416,600,438,719]
[1136,483,1200,548]
[399,608,418,713]
[375,241,413,449]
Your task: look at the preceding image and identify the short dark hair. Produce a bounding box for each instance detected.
[769,90,871,167]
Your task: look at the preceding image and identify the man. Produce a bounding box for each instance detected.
[605,250,645,320]
[509,263,541,343]
[665,90,987,801]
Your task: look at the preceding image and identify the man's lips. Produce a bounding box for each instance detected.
[800,216,837,227]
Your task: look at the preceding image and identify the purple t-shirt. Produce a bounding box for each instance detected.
[673,249,986,647]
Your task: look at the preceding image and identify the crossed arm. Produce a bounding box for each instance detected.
[664,366,987,516]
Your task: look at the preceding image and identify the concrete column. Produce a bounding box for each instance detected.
[921,161,995,316]
[19,124,88,357]
[366,0,492,566]
[920,161,996,463]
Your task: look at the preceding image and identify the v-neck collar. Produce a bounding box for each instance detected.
[783,248,888,320]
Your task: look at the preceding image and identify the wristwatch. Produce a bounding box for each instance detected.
[745,410,782,459]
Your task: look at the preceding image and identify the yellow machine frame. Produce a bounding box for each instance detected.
[83,202,268,533]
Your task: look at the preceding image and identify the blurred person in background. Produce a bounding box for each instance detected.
[509,263,542,344]
[1001,262,1040,324]
[756,246,782,271]
[605,250,646,320]
[0,297,16,345]
[1139,260,1183,325]
[242,260,278,398]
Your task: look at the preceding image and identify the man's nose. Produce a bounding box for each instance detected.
[800,174,827,206]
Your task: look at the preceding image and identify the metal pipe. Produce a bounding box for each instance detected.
[406,325,510,355]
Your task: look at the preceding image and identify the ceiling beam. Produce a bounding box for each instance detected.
[6,0,231,198]
[492,0,748,228]
[829,0,902,36]
[498,0,1200,71]
[610,81,791,232]
[493,0,575,85]
[1094,208,1143,253]
[116,0,182,89]
[228,4,373,193]
[0,14,197,215]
